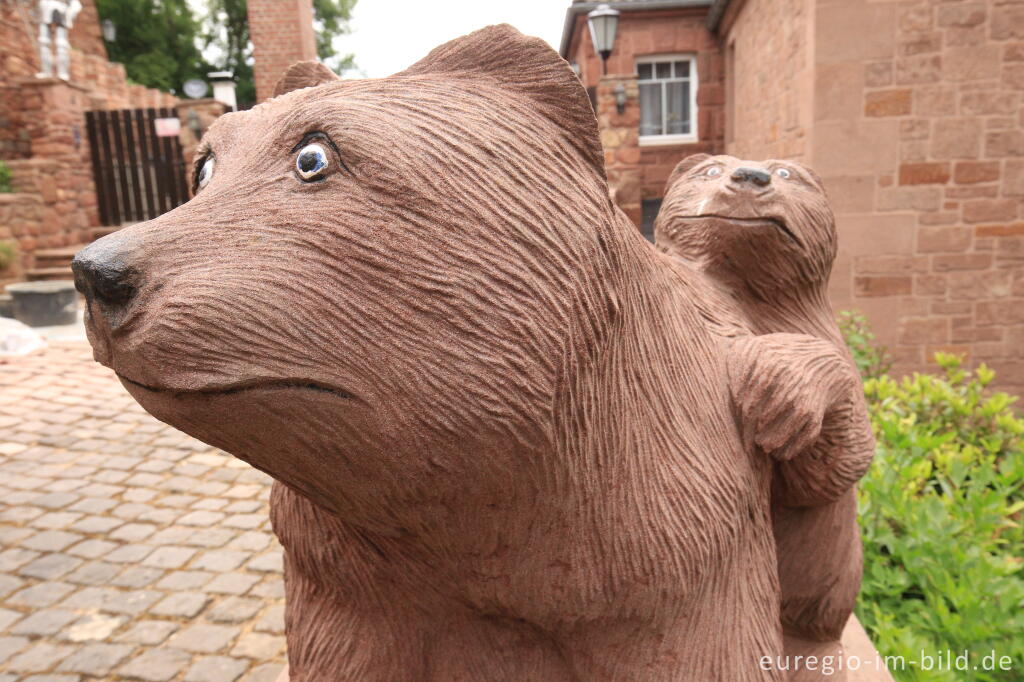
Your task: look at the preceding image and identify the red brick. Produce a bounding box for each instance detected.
[899,162,951,185]
[975,223,1024,237]
[900,317,949,344]
[865,89,913,117]
[932,253,993,271]
[918,226,972,252]
[963,199,1020,224]
[854,276,913,297]
[954,161,1000,184]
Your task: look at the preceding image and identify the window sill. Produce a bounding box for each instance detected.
[638,135,699,147]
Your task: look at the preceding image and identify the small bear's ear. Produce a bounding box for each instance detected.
[665,154,712,193]
[396,24,604,178]
[273,61,339,97]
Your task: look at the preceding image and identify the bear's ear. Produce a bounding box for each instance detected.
[273,61,339,97]
[396,24,604,177]
[665,154,712,192]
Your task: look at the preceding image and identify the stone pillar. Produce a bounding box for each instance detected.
[247,0,317,103]
[597,74,643,229]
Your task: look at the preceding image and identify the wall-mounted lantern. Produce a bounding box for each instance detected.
[614,83,627,114]
[587,4,620,75]
[101,18,115,42]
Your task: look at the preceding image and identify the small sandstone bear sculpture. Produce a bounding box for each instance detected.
[656,154,876,681]
[74,26,869,681]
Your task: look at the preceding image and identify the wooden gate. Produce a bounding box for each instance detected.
[85,107,190,226]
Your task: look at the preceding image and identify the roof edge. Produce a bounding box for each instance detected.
[706,0,733,32]
[559,0,715,58]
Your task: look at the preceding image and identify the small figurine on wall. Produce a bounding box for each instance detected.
[35,0,83,81]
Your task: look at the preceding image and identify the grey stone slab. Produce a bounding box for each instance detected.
[117,647,191,681]
[204,572,260,596]
[207,596,262,623]
[29,512,84,529]
[151,592,211,618]
[115,619,179,645]
[242,663,286,682]
[183,655,249,682]
[167,623,241,654]
[66,538,118,559]
[104,543,154,563]
[247,552,283,574]
[0,547,41,572]
[18,553,83,580]
[141,546,197,569]
[20,530,84,552]
[108,523,157,542]
[10,609,78,637]
[231,632,285,659]
[6,641,75,673]
[68,515,123,534]
[56,642,135,676]
[8,581,75,608]
[0,606,22,631]
[68,496,118,514]
[252,604,284,634]
[64,561,120,586]
[62,613,126,642]
[30,492,81,509]
[155,570,214,591]
[0,573,25,598]
[0,635,31,663]
[192,550,248,572]
[110,566,164,589]
[186,529,235,548]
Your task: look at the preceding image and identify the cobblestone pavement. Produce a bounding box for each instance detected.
[0,343,287,682]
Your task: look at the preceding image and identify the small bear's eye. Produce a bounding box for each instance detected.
[776,168,791,179]
[197,157,214,190]
[296,143,329,182]
[706,166,722,177]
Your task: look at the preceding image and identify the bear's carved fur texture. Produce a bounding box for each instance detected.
[656,154,876,681]
[73,27,870,681]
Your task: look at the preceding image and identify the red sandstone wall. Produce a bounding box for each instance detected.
[0,0,179,278]
[248,0,318,103]
[722,0,1024,394]
[567,8,725,225]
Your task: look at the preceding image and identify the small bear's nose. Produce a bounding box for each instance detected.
[72,241,137,307]
[731,167,772,187]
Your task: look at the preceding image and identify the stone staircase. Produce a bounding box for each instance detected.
[26,226,125,282]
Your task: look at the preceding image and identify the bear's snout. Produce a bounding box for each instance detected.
[72,238,137,309]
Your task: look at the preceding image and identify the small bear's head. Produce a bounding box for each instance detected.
[654,154,836,299]
[72,26,617,528]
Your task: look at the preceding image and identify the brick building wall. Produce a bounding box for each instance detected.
[565,4,725,228]
[248,0,318,103]
[717,0,1024,394]
[0,0,178,283]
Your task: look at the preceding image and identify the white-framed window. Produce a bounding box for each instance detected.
[637,55,698,145]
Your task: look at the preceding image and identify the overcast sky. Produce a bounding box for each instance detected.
[338,0,568,78]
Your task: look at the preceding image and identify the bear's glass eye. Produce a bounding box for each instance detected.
[296,143,329,181]
[197,157,214,190]
[706,166,722,177]
[776,168,791,179]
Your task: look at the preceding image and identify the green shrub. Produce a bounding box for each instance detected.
[0,161,12,193]
[0,241,15,271]
[843,313,1024,681]
[839,310,892,381]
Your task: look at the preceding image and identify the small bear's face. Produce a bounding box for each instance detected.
[655,154,836,296]
[73,26,610,527]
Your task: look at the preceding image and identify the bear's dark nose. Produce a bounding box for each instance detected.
[731,167,772,187]
[72,241,137,307]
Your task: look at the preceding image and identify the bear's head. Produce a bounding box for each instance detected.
[654,154,836,300]
[72,26,621,532]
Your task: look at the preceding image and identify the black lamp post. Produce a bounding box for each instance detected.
[587,4,620,75]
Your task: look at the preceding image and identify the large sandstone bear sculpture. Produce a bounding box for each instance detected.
[656,155,876,680]
[73,26,870,681]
